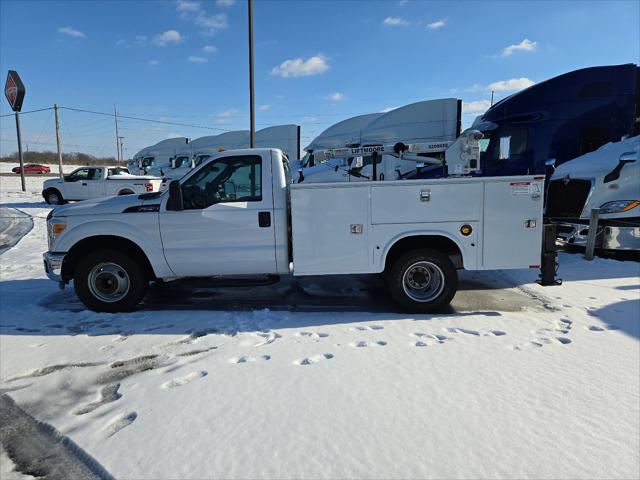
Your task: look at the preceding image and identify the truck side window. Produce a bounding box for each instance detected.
[68,168,90,181]
[493,129,528,162]
[181,155,262,210]
[88,168,102,180]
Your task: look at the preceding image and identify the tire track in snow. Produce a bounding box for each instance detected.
[0,395,114,479]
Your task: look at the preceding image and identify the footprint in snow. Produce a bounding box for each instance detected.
[295,331,329,339]
[103,412,137,438]
[349,340,387,348]
[293,353,334,365]
[509,336,571,350]
[74,383,122,415]
[350,325,384,332]
[229,355,271,364]
[412,333,448,345]
[162,371,208,389]
[483,330,506,337]
[446,327,480,336]
[587,325,619,332]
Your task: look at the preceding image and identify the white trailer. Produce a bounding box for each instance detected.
[299,99,461,183]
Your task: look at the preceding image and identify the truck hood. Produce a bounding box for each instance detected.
[43,178,65,189]
[51,193,161,217]
[552,136,639,180]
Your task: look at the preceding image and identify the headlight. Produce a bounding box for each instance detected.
[599,200,640,214]
[47,219,67,249]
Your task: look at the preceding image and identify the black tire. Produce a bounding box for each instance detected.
[44,189,64,205]
[74,249,148,312]
[385,248,458,313]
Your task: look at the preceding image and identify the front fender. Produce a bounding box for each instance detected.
[54,216,173,278]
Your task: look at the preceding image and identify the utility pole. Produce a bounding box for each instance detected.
[54,104,64,178]
[490,90,495,106]
[114,103,121,161]
[14,112,25,191]
[118,136,125,164]
[248,0,255,148]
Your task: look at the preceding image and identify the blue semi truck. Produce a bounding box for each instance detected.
[468,63,639,177]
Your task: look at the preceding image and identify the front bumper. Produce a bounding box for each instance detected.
[43,252,66,282]
[555,222,640,251]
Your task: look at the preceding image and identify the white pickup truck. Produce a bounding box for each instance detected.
[42,166,163,205]
[43,148,545,313]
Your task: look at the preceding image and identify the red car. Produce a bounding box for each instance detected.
[12,164,51,174]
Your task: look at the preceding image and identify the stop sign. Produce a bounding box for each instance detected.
[5,70,25,112]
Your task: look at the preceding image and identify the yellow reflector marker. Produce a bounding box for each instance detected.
[51,224,66,235]
[622,200,640,212]
[460,224,472,236]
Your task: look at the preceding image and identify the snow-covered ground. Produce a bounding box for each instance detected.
[1,174,639,479]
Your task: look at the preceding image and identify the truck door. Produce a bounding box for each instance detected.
[87,168,105,198]
[159,154,277,276]
[63,168,91,200]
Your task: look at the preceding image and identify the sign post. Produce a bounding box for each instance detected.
[4,70,26,191]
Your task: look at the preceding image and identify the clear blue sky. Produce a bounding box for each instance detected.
[1,0,638,159]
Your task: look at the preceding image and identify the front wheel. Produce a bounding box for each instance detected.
[44,189,64,205]
[74,249,148,312]
[385,248,457,313]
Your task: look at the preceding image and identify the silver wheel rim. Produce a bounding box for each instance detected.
[48,192,60,204]
[88,262,130,303]
[402,261,445,302]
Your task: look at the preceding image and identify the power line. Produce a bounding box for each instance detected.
[0,107,53,118]
[59,106,232,132]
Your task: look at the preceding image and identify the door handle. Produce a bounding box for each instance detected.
[258,211,271,227]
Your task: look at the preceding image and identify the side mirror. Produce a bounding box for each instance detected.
[604,152,637,183]
[545,158,556,168]
[167,180,183,211]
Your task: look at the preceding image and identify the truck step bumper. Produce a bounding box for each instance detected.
[43,252,66,283]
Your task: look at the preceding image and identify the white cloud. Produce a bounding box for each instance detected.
[187,55,208,63]
[176,0,200,12]
[271,54,330,78]
[462,100,491,114]
[383,16,409,26]
[57,26,86,38]
[215,108,240,122]
[148,59,161,66]
[326,92,345,102]
[501,38,537,57]
[381,106,399,113]
[153,30,183,46]
[176,1,228,35]
[194,13,228,34]
[115,39,127,46]
[487,77,535,92]
[258,104,271,111]
[427,19,446,29]
[216,0,236,6]
[398,0,409,5]
[203,45,218,53]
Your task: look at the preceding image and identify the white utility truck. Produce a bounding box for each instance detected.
[44,144,545,313]
[41,166,163,205]
[547,135,639,250]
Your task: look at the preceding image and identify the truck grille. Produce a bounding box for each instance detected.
[546,179,592,219]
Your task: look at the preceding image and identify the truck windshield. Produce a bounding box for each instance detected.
[174,156,189,169]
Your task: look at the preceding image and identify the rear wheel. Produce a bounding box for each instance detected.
[74,249,148,312]
[44,189,64,205]
[386,248,457,313]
